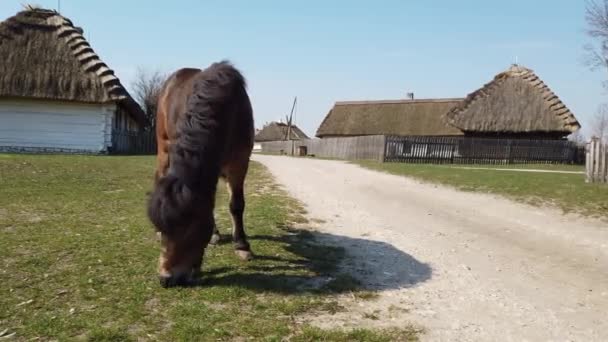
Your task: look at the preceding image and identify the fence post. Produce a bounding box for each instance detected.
[586,137,600,183]
[450,144,455,164]
[595,137,601,183]
[605,143,608,183]
[586,140,592,183]
[600,142,604,183]
[381,135,387,162]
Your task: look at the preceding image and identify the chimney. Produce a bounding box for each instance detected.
[406,92,414,100]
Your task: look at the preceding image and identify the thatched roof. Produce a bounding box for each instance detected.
[255,122,309,142]
[316,98,464,138]
[444,64,580,134]
[0,7,145,125]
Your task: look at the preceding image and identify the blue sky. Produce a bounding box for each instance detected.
[1,1,605,137]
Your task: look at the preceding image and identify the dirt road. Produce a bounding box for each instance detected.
[253,155,608,342]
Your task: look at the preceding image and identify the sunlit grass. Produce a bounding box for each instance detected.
[0,154,419,341]
[356,160,607,220]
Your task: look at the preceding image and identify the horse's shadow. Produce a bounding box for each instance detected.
[203,226,432,294]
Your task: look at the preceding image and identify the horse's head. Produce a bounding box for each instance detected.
[156,230,207,288]
[148,174,214,287]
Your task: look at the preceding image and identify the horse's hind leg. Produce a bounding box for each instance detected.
[224,160,253,261]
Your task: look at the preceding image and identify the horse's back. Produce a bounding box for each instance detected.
[156,63,254,172]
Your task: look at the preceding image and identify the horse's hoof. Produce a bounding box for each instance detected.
[159,275,181,288]
[209,233,221,246]
[235,249,254,261]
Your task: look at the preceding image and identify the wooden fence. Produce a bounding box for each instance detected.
[260,135,584,165]
[110,130,156,155]
[260,136,386,161]
[586,138,608,183]
[384,136,582,164]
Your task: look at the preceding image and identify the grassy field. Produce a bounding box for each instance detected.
[446,163,585,172]
[0,154,419,341]
[355,161,607,220]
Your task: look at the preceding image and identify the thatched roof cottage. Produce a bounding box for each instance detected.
[316,98,463,138]
[0,7,146,153]
[255,122,309,142]
[444,64,580,139]
[317,64,580,140]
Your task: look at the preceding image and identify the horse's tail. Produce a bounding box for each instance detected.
[147,60,247,236]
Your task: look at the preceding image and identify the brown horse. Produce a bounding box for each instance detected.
[147,61,254,288]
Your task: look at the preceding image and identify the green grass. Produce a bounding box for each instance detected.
[0,154,418,341]
[448,163,585,172]
[355,160,608,220]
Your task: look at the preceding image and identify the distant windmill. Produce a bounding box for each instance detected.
[283,96,297,141]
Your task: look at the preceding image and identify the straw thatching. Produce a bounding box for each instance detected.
[445,64,580,136]
[255,122,309,142]
[316,98,464,138]
[0,7,145,125]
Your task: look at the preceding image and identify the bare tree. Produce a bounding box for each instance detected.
[568,130,586,145]
[592,103,608,142]
[584,0,608,91]
[131,67,167,130]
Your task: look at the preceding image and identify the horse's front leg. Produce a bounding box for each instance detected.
[208,215,222,245]
[191,214,215,280]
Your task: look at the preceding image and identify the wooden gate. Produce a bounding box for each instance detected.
[586,137,608,183]
[110,130,156,155]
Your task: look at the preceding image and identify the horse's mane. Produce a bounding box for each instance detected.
[147,61,247,236]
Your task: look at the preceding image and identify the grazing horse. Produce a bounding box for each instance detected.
[147,61,254,288]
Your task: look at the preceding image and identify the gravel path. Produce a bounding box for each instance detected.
[253,155,608,342]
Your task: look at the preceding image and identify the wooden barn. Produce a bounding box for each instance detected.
[0,7,146,154]
[316,98,464,138]
[304,64,584,164]
[316,65,580,140]
[444,64,580,139]
[255,122,309,142]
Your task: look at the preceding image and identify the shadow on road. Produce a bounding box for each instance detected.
[204,226,432,294]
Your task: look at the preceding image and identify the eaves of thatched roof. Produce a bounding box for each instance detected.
[444,64,580,134]
[316,98,464,138]
[255,122,309,142]
[0,7,146,126]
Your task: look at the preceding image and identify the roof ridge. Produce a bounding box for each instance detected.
[335,98,464,106]
[22,6,56,13]
[51,13,128,102]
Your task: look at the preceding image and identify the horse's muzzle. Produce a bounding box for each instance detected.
[158,274,203,288]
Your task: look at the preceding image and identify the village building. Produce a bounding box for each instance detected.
[316,98,463,138]
[317,65,580,140]
[0,7,146,154]
[445,64,580,139]
[255,121,309,142]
